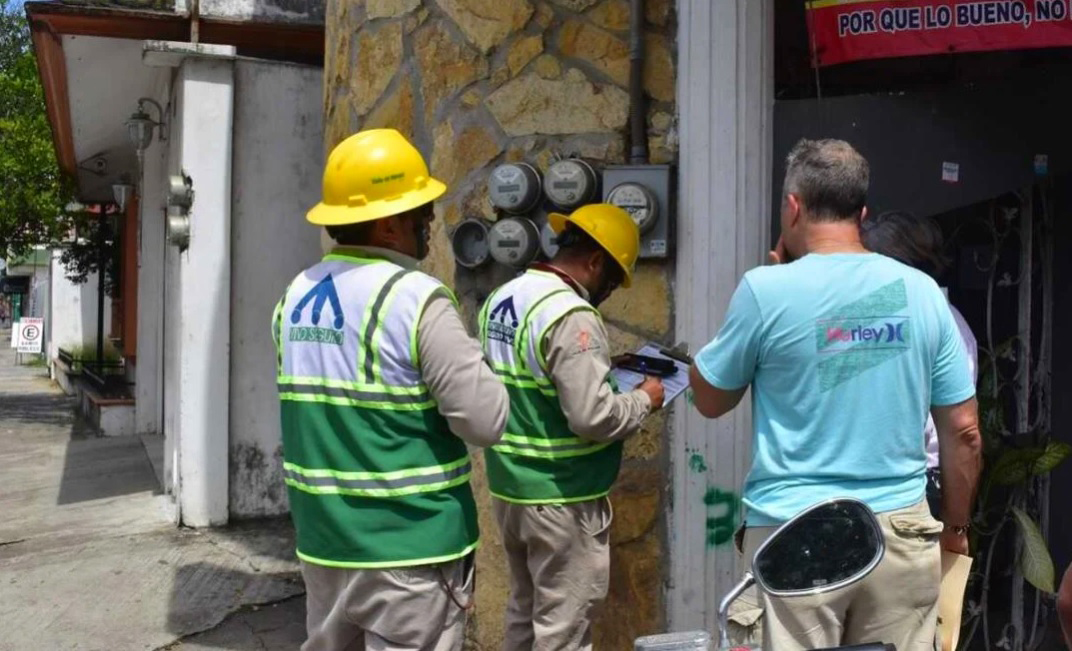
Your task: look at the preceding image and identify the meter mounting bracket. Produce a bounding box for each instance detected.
[602,164,673,259]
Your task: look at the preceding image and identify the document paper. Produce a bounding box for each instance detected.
[610,343,691,404]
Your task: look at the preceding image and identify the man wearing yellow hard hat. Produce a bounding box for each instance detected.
[272,129,509,650]
[477,203,665,650]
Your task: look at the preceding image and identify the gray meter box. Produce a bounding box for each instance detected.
[602,164,672,259]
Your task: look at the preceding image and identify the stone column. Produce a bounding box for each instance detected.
[325,0,676,646]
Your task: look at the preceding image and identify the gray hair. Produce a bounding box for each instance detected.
[782,139,869,222]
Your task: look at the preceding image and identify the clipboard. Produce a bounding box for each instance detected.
[938,551,973,651]
[610,343,691,404]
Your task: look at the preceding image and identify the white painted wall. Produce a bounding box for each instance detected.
[671,0,774,634]
[134,69,172,440]
[162,68,186,517]
[47,251,113,361]
[228,59,323,518]
[173,57,235,527]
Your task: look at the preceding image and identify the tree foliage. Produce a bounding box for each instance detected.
[58,208,120,297]
[0,4,74,258]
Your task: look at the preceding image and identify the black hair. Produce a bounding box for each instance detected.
[325,203,433,246]
[326,221,377,246]
[861,210,950,280]
[553,224,624,287]
[782,138,870,222]
[554,224,604,257]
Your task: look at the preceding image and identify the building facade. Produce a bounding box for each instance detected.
[29,0,327,523]
[327,0,770,646]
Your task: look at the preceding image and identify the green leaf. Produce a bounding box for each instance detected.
[0,5,74,257]
[990,448,1041,485]
[1034,441,1072,475]
[1011,506,1056,594]
[989,442,1072,486]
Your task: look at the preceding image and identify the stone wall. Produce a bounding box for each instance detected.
[325,1,676,647]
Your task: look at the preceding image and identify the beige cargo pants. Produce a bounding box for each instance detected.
[742,499,943,651]
[299,555,474,651]
[493,497,613,651]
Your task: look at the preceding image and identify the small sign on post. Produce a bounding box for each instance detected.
[17,318,43,354]
[10,320,21,349]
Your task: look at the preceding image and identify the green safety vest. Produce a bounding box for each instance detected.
[478,269,623,504]
[273,251,479,568]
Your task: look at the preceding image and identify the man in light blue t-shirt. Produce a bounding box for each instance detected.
[689,139,982,651]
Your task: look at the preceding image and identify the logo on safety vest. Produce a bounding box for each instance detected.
[290,274,345,346]
[487,296,519,345]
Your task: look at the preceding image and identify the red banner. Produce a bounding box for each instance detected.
[807,0,1072,66]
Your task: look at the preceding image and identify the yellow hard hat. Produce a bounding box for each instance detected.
[307,128,447,226]
[549,203,640,288]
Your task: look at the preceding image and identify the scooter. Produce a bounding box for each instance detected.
[635,498,896,651]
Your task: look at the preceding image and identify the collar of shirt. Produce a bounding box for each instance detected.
[530,262,590,302]
[330,245,419,271]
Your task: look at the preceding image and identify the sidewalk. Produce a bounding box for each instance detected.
[0,329,306,650]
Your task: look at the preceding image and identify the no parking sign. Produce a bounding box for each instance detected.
[16,318,43,354]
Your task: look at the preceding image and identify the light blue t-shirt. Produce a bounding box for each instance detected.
[695,253,975,526]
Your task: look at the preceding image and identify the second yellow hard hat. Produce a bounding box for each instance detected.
[307,129,446,226]
[549,204,640,288]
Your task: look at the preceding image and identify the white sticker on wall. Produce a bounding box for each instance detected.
[942,162,960,183]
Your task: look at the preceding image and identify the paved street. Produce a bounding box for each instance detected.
[0,329,306,650]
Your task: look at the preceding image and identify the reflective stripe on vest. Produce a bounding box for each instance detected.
[480,270,606,460]
[279,253,439,406]
[480,269,624,504]
[495,433,613,459]
[283,457,472,497]
[276,251,479,568]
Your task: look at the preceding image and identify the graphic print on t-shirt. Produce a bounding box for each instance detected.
[815,279,911,392]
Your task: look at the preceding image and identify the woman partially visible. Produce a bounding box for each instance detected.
[861,210,978,520]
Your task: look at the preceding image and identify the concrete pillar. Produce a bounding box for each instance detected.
[175,55,235,527]
[670,0,774,633]
[134,73,169,439]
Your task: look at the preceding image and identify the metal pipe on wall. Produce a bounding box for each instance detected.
[629,0,648,164]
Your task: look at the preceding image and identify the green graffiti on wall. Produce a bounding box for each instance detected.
[689,453,708,473]
[703,487,740,548]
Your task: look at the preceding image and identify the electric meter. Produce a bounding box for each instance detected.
[488,163,542,214]
[602,164,672,259]
[489,217,540,267]
[607,182,659,234]
[543,159,598,210]
[450,219,491,269]
[538,217,559,259]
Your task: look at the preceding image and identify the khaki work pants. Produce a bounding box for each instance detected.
[742,499,943,651]
[493,497,613,651]
[299,555,474,651]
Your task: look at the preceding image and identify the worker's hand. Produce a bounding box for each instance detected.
[768,235,789,265]
[940,527,970,556]
[638,376,665,411]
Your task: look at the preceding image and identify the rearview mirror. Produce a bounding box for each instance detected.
[752,498,884,597]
